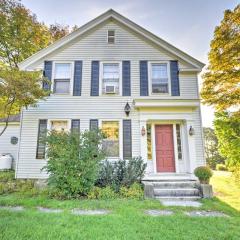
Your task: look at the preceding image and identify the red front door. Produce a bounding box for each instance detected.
[155,125,175,172]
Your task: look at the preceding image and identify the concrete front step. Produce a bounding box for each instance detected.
[156,196,201,201]
[152,181,199,189]
[154,188,200,197]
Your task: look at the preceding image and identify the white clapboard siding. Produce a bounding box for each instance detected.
[16,19,205,179]
[0,124,20,169]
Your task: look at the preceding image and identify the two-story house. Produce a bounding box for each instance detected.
[16,10,205,197]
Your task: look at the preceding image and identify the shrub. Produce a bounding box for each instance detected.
[0,170,15,182]
[216,164,228,171]
[194,166,213,184]
[119,183,144,199]
[43,130,106,198]
[88,186,117,200]
[96,157,147,191]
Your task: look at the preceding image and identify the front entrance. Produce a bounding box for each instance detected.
[155,124,175,172]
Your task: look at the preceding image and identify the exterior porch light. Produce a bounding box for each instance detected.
[124,102,131,116]
[189,126,195,136]
[141,126,146,136]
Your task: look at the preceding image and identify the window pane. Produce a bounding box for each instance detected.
[55,63,71,79]
[152,64,167,79]
[176,124,182,160]
[103,64,119,79]
[51,121,68,132]
[54,80,70,94]
[102,121,119,157]
[147,124,152,160]
[152,84,168,93]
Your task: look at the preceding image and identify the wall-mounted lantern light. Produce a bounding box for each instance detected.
[141,126,146,136]
[189,126,195,136]
[124,102,131,116]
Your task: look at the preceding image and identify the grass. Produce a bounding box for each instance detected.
[0,171,239,240]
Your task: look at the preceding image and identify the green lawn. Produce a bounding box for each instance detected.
[0,172,240,240]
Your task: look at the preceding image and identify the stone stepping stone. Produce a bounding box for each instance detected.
[0,206,24,212]
[71,209,111,216]
[161,200,202,208]
[185,210,228,217]
[37,207,63,213]
[145,210,174,216]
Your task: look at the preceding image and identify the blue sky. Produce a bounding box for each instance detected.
[22,0,239,127]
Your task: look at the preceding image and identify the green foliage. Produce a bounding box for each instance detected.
[0,170,14,182]
[201,4,240,111]
[214,111,240,182]
[88,186,117,200]
[119,183,144,199]
[194,166,213,184]
[203,127,225,169]
[96,157,147,191]
[216,164,228,171]
[44,130,106,198]
[0,0,52,68]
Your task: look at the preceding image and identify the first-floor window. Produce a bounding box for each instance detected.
[51,120,68,132]
[54,63,71,94]
[176,124,182,160]
[151,63,169,94]
[102,121,119,157]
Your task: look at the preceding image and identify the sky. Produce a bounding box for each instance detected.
[21,0,239,127]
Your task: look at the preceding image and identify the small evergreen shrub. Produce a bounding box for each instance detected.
[44,130,105,198]
[88,186,117,199]
[119,183,144,199]
[194,166,213,184]
[96,157,147,191]
[216,164,228,171]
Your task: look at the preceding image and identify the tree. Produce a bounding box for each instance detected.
[0,68,49,136]
[203,127,225,169]
[49,23,70,42]
[0,0,52,68]
[214,112,240,183]
[201,5,240,111]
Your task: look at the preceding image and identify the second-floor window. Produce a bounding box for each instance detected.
[151,63,169,94]
[54,63,71,94]
[102,63,119,94]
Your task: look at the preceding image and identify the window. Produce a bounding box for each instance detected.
[176,124,182,160]
[102,121,119,157]
[147,124,152,160]
[54,63,71,94]
[102,63,119,94]
[151,63,169,94]
[108,30,115,43]
[51,120,68,132]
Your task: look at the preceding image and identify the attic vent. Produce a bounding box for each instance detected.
[108,30,115,44]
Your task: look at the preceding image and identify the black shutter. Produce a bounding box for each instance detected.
[71,119,80,134]
[73,61,82,96]
[36,119,47,159]
[91,61,99,96]
[43,61,52,91]
[170,60,180,96]
[123,119,132,159]
[90,119,98,130]
[140,61,148,96]
[122,61,131,96]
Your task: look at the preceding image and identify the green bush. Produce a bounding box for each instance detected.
[96,157,147,191]
[194,166,213,184]
[216,164,228,171]
[44,130,106,198]
[88,186,117,199]
[0,170,15,182]
[120,183,144,199]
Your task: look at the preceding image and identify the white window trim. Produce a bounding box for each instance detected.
[106,29,115,44]
[51,61,74,95]
[99,61,122,96]
[148,61,171,96]
[47,119,71,132]
[99,119,123,160]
